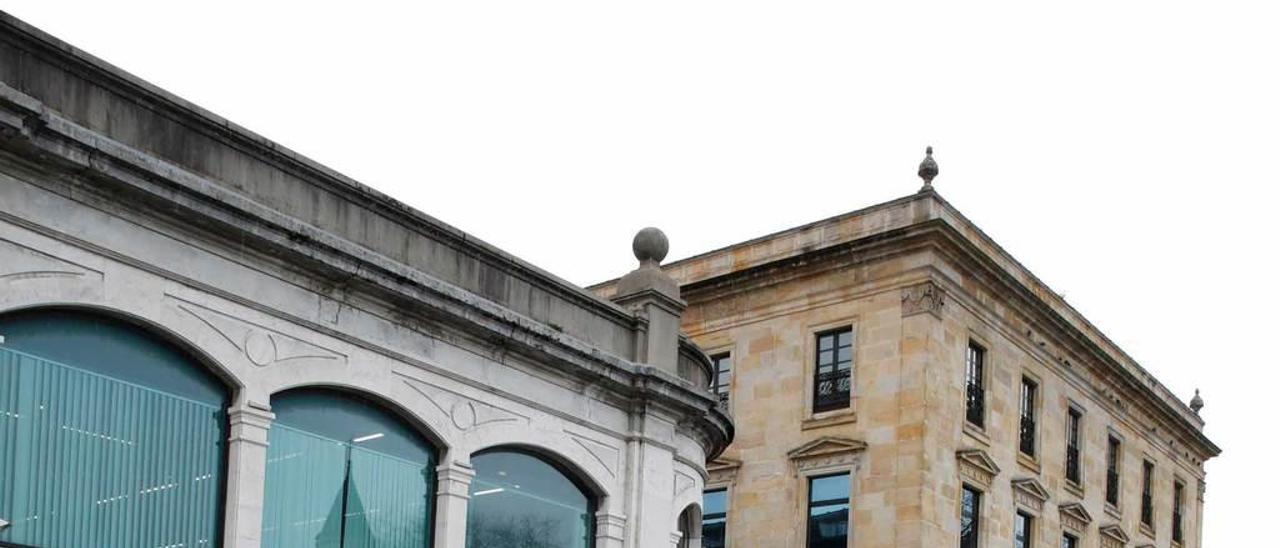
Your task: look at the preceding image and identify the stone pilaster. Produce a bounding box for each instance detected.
[434,459,476,548]
[222,403,274,548]
[595,511,627,548]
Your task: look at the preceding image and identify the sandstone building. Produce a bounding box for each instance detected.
[595,156,1220,548]
[0,13,730,548]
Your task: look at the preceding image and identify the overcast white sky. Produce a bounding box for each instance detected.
[4,1,1275,543]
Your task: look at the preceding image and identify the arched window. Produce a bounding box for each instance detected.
[466,449,595,548]
[0,309,229,547]
[261,388,436,547]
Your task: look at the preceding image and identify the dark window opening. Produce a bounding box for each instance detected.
[1173,481,1185,544]
[812,328,853,413]
[1105,436,1121,506]
[1014,511,1033,548]
[702,488,728,548]
[806,474,850,548]
[710,353,732,410]
[1141,461,1155,528]
[1065,408,1082,484]
[960,485,981,548]
[965,342,986,428]
[1018,377,1038,457]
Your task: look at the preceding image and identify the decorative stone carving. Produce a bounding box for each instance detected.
[901,281,945,318]
[674,469,697,497]
[1059,502,1093,534]
[0,238,101,287]
[175,298,345,367]
[956,448,1000,488]
[1100,523,1130,548]
[399,372,528,432]
[1011,477,1051,512]
[707,457,742,486]
[569,431,621,478]
[788,436,867,473]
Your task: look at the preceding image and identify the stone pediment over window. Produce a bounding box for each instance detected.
[1058,502,1093,534]
[788,437,867,473]
[707,457,741,486]
[1099,523,1130,548]
[1011,477,1051,512]
[956,448,1001,488]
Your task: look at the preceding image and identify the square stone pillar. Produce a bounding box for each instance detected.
[222,403,274,548]
[434,459,475,547]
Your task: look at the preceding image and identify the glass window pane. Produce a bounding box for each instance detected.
[819,335,833,351]
[809,474,850,503]
[702,489,728,548]
[264,389,436,548]
[807,474,850,548]
[468,451,594,548]
[837,330,851,346]
[818,350,834,367]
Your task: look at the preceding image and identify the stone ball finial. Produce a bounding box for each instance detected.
[1189,388,1204,414]
[632,227,669,265]
[918,146,939,190]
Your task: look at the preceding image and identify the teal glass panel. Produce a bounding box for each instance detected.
[0,346,225,547]
[262,390,435,548]
[260,425,348,547]
[466,451,594,548]
[0,309,226,406]
[343,446,433,547]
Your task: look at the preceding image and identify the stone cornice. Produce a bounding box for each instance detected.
[598,193,1217,460]
[0,72,733,458]
[788,437,866,474]
[0,12,637,333]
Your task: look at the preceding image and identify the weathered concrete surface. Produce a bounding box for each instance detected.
[0,10,730,548]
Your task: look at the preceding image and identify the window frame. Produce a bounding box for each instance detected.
[1105,433,1123,510]
[1017,374,1040,461]
[701,487,730,548]
[959,483,983,548]
[1064,405,1084,488]
[1140,459,1156,531]
[806,322,856,417]
[1060,532,1078,548]
[709,352,733,411]
[964,339,988,431]
[1172,478,1186,545]
[804,472,852,548]
[1014,510,1034,548]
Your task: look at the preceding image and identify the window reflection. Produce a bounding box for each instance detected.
[467,450,595,548]
[702,489,728,548]
[806,473,850,548]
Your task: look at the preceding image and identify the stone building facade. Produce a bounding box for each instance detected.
[594,184,1220,547]
[0,13,730,548]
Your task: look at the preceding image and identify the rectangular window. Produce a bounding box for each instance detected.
[812,328,853,413]
[1014,511,1033,548]
[1065,408,1082,484]
[1061,533,1077,548]
[807,473,850,548]
[1105,435,1121,507]
[965,342,986,428]
[710,353,732,409]
[1018,377,1037,457]
[1173,480,1185,544]
[960,485,981,548]
[1141,461,1155,528]
[702,488,728,548]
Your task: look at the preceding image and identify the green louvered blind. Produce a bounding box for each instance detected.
[0,346,226,547]
[261,424,432,547]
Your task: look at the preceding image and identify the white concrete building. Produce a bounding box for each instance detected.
[0,12,731,548]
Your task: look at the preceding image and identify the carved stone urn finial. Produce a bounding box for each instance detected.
[918,146,938,191]
[1189,388,1204,415]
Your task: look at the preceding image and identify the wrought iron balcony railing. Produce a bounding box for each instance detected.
[813,368,851,413]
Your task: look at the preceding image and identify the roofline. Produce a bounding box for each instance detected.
[0,10,635,327]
